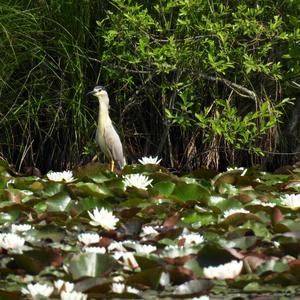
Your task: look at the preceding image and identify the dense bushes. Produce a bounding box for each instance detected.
[0,0,299,172]
[98,0,299,170]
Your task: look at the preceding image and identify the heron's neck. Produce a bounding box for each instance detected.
[98,97,111,128]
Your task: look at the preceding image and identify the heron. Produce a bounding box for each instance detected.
[87,85,126,171]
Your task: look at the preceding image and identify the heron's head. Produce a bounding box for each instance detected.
[87,85,108,98]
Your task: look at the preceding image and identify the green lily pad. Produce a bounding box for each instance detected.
[69,253,119,280]
[151,181,176,197]
[171,182,209,202]
[74,182,112,198]
[127,267,162,288]
[46,192,71,212]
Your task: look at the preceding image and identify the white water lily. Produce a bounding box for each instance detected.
[209,196,225,205]
[280,194,300,209]
[250,199,276,207]
[84,246,106,254]
[88,207,119,230]
[21,283,54,299]
[126,286,140,294]
[203,260,243,279]
[140,226,160,238]
[123,173,153,190]
[159,272,171,287]
[180,233,204,245]
[61,290,87,300]
[112,275,125,282]
[47,170,74,182]
[138,156,162,165]
[134,244,157,254]
[227,167,247,176]
[111,283,139,294]
[174,280,208,295]
[223,208,249,218]
[108,241,127,252]
[112,282,125,293]
[11,224,32,233]
[162,245,198,258]
[111,251,124,260]
[78,233,100,245]
[0,233,25,250]
[54,280,74,293]
[116,252,139,270]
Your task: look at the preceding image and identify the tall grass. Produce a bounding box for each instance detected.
[0,0,104,172]
[1,0,299,173]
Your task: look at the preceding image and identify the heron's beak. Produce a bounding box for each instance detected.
[86,90,96,96]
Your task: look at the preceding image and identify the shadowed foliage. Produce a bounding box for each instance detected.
[0,0,299,172]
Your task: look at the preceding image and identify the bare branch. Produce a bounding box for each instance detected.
[197,72,258,100]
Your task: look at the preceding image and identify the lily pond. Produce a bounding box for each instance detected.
[1,158,300,299]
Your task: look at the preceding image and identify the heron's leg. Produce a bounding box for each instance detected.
[110,160,115,172]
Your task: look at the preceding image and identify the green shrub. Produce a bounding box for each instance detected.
[97,0,299,168]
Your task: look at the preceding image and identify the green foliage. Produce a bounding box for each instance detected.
[0,0,102,171]
[97,0,299,168]
[2,161,300,296]
[0,0,299,171]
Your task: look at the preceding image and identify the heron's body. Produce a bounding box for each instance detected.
[88,86,126,170]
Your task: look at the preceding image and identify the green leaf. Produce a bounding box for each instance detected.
[74,182,112,198]
[127,267,162,289]
[69,253,119,280]
[46,192,71,212]
[151,181,175,196]
[171,182,209,202]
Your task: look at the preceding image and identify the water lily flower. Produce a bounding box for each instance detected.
[84,246,106,254]
[61,290,87,300]
[54,280,74,293]
[138,156,162,165]
[87,207,119,230]
[21,283,54,299]
[112,283,125,293]
[108,241,127,252]
[203,260,243,279]
[111,251,124,260]
[162,245,198,258]
[47,170,74,182]
[133,244,157,254]
[140,226,160,239]
[209,196,225,204]
[126,286,140,294]
[111,283,139,294]
[78,233,100,245]
[123,174,153,190]
[0,233,25,250]
[174,280,208,295]
[180,233,204,245]
[227,167,247,176]
[223,208,249,218]
[280,194,300,209]
[250,199,276,207]
[159,272,171,287]
[115,252,139,270]
[112,275,125,282]
[11,224,32,233]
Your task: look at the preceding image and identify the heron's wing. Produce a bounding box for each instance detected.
[103,125,125,169]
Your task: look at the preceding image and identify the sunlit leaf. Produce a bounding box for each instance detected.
[69,253,119,280]
[171,182,209,202]
[46,192,71,212]
[151,181,175,196]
